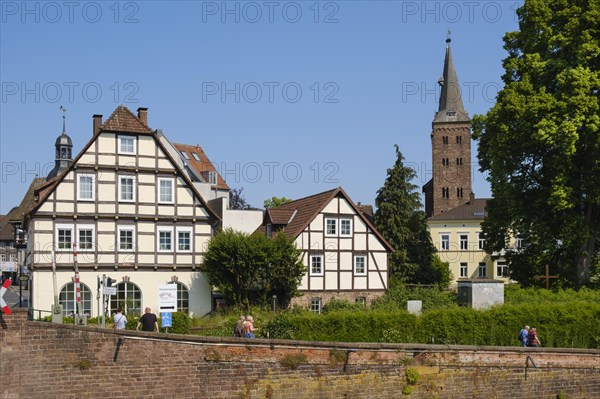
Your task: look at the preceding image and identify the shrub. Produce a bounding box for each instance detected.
[280,353,307,369]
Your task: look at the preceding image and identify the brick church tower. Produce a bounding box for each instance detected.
[423,35,472,217]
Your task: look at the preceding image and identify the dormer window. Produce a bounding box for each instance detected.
[181,151,190,160]
[192,153,201,162]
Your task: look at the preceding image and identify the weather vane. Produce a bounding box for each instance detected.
[60,105,67,133]
[446,29,451,45]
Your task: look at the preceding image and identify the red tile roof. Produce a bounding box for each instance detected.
[100,105,153,134]
[261,187,393,252]
[172,143,229,191]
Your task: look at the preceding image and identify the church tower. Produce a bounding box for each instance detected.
[47,106,73,180]
[423,34,472,217]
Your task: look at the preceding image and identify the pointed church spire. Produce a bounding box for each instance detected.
[47,105,73,179]
[434,33,469,123]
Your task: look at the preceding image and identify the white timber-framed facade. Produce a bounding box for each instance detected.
[24,106,220,317]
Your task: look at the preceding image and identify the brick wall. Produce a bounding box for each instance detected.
[2,309,599,399]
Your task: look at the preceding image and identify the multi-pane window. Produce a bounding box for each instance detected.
[310,255,323,275]
[78,174,94,200]
[78,227,94,250]
[310,297,322,314]
[340,219,352,236]
[110,282,142,316]
[119,136,135,154]
[118,227,135,251]
[119,176,135,201]
[456,135,462,144]
[175,282,189,313]
[442,136,449,144]
[456,157,463,166]
[325,218,337,236]
[440,234,450,251]
[457,187,464,198]
[516,234,524,249]
[496,261,508,277]
[478,262,487,278]
[442,187,450,198]
[442,157,449,166]
[9,254,16,262]
[355,297,366,306]
[459,234,468,250]
[478,232,486,250]
[0,254,6,262]
[460,262,468,278]
[158,178,174,203]
[158,229,173,251]
[57,225,73,250]
[59,282,92,317]
[177,228,192,252]
[208,171,217,186]
[354,255,367,275]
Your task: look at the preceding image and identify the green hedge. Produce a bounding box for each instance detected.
[265,302,600,348]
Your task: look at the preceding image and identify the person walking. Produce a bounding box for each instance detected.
[243,315,255,338]
[113,308,127,330]
[136,307,159,332]
[234,315,246,337]
[518,325,530,347]
[527,327,541,347]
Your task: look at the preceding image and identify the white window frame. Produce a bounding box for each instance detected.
[310,254,324,276]
[0,254,6,262]
[208,171,217,186]
[355,296,366,306]
[354,255,367,275]
[118,135,136,155]
[77,224,96,251]
[310,297,322,314]
[77,174,95,201]
[118,175,136,202]
[478,262,487,278]
[478,232,486,250]
[459,234,468,250]
[176,227,193,252]
[55,223,74,251]
[157,178,175,204]
[325,218,337,236]
[340,218,352,237]
[157,227,174,252]
[440,234,450,251]
[118,226,136,252]
[460,262,468,278]
[496,261,508,278]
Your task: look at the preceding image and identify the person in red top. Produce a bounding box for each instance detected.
[527,327,541,347]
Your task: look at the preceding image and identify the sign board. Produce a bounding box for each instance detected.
[158,284,177,313]
[103,287,117,295]
[161,312,172,328]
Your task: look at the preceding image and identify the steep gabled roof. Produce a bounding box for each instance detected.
[433,37,470,123]
[428,198,489,221]
[28,106,220,221]
[172,143,229,191]
[100,105,153,134]
[262,187,394,252]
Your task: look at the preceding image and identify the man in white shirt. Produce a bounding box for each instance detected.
[113,308,127,330]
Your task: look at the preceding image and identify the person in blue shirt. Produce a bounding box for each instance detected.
[518,325,530,347]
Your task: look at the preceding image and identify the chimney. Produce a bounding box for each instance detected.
[137,107,148,126]
[469,192,475,203]
[93,114,103,136]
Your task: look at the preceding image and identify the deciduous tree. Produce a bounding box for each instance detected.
[473,0,600,288]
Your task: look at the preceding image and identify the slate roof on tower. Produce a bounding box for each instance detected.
[433,35,470,123]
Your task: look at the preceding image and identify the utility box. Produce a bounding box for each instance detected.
[457,279,504,309]
[75,314,88,326]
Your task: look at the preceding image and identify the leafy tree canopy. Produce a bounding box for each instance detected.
[472,0,600,288]
[264,196,293,209]
[374,145,449,286]
[200,229,305,308]
[229,187,253,210]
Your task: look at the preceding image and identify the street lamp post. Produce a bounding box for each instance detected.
[11,220,26,307]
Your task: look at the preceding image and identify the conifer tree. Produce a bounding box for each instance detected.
[374,145,449,285]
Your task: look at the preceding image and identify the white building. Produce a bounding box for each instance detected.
[259,188,394,311]
[24,106,223,317]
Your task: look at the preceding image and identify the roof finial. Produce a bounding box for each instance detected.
[60,105,67,134]
[446,29,451,47]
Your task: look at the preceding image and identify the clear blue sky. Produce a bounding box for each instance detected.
[0,1,522,213]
